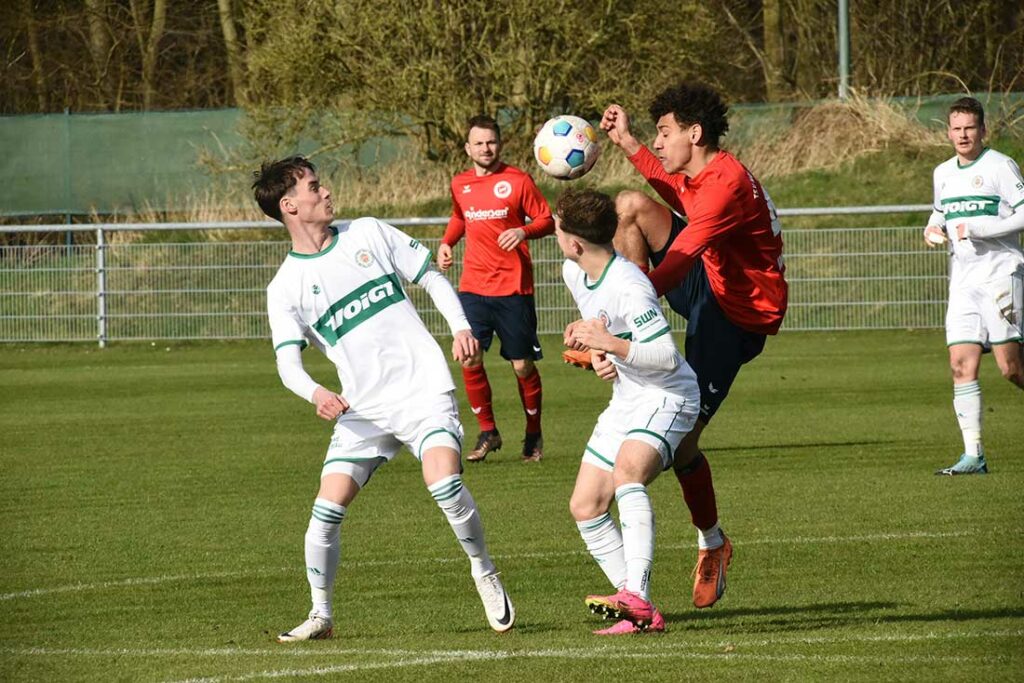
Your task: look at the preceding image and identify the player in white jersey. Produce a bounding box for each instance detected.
[923,97,1024,476]
[555,189,700,635]
[252,157,515,641]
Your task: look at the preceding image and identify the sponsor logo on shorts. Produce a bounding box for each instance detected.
[313,273,405,345]
[708,382,719,394]
[493,180,512,199]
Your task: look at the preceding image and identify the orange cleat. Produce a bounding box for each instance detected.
[692,535,733,608]
[562,348,594,370]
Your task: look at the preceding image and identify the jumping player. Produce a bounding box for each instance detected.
[437,115,554,463]
[253,156,515,641]
[558,188,700,635]
[597,82,787,609]
[923,96,1024,475]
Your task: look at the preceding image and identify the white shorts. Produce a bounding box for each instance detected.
[321,391,463,486]
[581,392,699,473]
[946,271,1024,347]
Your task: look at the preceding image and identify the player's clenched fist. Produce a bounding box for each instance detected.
[436,243,454,271]
[452,328,479,364]
[312,386,348,421]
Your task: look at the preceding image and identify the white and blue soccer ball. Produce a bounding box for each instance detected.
[533,115,600,180]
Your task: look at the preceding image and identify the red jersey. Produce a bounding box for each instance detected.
[443,163,554,296]
[629,147,787,335]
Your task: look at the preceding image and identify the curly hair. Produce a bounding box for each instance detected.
[649,82,730,148]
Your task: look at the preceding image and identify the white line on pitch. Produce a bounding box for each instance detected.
[0,529,979,602]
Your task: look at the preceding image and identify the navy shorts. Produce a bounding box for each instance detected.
[458,292,543,361]
[651,214,766,423]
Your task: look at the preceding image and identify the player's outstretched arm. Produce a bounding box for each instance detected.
[600,104,642,156]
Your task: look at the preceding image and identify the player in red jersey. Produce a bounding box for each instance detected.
[437,115,554,462]
[596,82,787,609]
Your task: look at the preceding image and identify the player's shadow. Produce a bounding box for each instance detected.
[707,439,901,453]
[664,602,1024,633]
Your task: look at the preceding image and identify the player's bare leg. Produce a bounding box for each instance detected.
[511,358,543,461]
[991,342,1024,389]
[462,349,502,462]
[939,344,989,475]
[278,473,361,643]
[423,445,514,631]
[612,190,676,266]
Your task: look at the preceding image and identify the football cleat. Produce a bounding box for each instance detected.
[475,572,515,632]
[584,589,655,627]
[522,432,543,462]
[593,608,665,636]
[692,534,733,608]
[936,453,988,476]
[276,610,333,643]
[562,348,594,371]
[467,430,502,462]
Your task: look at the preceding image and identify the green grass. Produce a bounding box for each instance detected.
[1,331,1022,681]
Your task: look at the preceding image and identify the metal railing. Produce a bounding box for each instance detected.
[1,205,961,346]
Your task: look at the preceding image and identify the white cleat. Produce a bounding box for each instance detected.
[276,610,333,643]
[475,572,515,632]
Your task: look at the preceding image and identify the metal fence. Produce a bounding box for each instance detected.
[0,206,963,346]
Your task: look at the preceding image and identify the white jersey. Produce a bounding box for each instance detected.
[563,254,698,400]
[929,147,1024,286]
[267,218,454,412]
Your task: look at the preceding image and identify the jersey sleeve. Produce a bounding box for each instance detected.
[927,165,946,230]
[627,146,685,216]
[375,220,434,285]
[997,156,1024,211]
[647,176,741,297]
[519,174,555,238]
[621,281,672,343]
[267,284,309,354]
[442,183,467,246]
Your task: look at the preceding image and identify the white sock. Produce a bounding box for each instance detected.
[576,512,626,589]
[615,483,654,600]
[953,381,983,457]
[697,522,723,551]
[429,475,496,579]
[305,498,344,619]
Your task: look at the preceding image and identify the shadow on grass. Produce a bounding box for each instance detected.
[707,439,903,454]
[665,601,1024,633]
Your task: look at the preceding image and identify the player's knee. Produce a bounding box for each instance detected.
[614,190,649,230]
[511,358,535,378]
[569,494,604,522]
[949,358,975,382]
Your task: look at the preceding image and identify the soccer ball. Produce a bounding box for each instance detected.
[533,115,600,180]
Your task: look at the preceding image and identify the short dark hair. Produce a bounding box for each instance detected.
[649,81,730,148]
[556,188,619,245]
[948,96,985,128]
[251,156,316,222]
[466,114,501,142]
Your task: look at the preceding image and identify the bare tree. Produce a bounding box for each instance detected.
[128,0,167,110]
[216,0,246,106]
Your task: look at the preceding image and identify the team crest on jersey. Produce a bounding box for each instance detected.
[493,180,512,199]
[355,249,374,268]
[598,310,611,328]
[972,175,984,189]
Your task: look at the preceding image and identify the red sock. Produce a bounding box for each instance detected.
[516,369,543,434]
[462,365,496,431]
[675,452,718,531]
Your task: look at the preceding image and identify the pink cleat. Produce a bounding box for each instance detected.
[584,589,655,627]
[593,608,665,635]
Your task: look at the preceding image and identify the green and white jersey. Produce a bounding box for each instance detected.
[563,253,698,400]
[930,148,1024,285]
[267,218,453,412]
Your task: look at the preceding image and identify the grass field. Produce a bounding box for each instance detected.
[1,331,1022,682]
